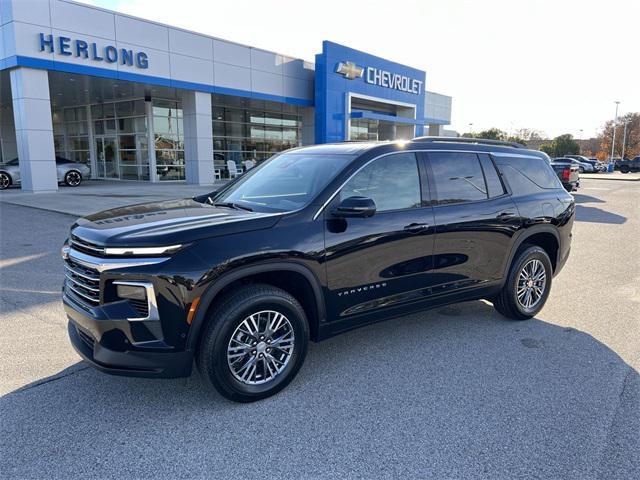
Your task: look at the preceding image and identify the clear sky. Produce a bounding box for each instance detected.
[79,0,639,139]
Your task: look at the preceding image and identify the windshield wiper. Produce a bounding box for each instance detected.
[213,202,253,212]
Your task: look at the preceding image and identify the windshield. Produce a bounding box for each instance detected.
[211,152,356,213]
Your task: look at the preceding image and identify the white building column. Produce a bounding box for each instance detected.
[182,91,214,185]
[10,67,58,192]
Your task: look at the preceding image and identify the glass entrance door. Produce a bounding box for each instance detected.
[95,137,119,179]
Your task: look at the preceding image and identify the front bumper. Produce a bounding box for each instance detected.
[64,293,193,378]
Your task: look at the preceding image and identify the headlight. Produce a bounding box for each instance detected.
[104,245,183,256]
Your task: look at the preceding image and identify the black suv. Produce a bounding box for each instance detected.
[617,156,640,173]
[62,138,575,402]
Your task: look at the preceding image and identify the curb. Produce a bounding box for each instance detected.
[581,176,640,182]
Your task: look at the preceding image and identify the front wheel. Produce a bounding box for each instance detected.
[197,284,309,402]
[0,172,11,190]
[620,166,630,174]
[64,170,82,186]
[493,245,553,320]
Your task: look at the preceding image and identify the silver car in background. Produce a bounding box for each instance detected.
[0,157,91,190]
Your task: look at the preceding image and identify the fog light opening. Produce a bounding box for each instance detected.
[116,284,147,302]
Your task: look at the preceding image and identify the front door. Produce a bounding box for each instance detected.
[324,152,436,325]
[95,137,119,179]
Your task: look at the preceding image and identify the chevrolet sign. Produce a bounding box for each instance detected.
[335,62,364,80]
[365,67,423,95]
[336,61,423,95]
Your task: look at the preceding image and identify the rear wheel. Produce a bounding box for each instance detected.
[64,170,82,186]
[493,244,552,320]
[197,284,309,402]
[0,172,11,190]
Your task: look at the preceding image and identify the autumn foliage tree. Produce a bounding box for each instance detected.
[599,112,640,160]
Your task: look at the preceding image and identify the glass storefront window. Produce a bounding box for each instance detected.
[211,93,302,172]
[153,100,184,181]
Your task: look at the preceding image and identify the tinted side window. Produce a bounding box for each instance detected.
[495,164,540,196]
[339,152,421,212]
[429,152,487,204]
[500,156,562,189]
[478,154,505,198]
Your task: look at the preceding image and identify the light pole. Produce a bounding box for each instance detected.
[579,129,583,154]
[621,120,630,160]
[610,101,620,171]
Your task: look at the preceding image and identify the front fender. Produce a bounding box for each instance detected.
[185,261,326,351]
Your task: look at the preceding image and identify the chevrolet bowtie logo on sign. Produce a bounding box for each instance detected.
[336,61,364,80]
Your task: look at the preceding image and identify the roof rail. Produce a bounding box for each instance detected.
[412,136,526,149]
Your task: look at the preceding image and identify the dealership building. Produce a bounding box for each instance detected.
[0,0,452,192]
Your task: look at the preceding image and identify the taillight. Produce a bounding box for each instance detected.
[562,167,571,181]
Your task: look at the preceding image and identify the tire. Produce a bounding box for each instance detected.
[64,170,82,186]
[493,244,553,320]
[620,166,629,174]
[197,284,309,402]
[578,167,584,173]
[0,172,11,190]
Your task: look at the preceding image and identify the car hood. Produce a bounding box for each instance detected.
[71,198,281,247]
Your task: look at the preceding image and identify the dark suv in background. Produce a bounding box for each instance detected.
[617,156,640,173]
[62,138,575,402]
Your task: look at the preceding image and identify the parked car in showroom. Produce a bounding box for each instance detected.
[554,156,593,173]
[550,158,580,191]
[61,137,575,402]
[0,156,90,190]
[617,156,640,173]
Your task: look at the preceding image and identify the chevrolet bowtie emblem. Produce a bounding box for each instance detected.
[336,61,364,80]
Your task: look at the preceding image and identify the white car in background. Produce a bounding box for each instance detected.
[0,156,91,190]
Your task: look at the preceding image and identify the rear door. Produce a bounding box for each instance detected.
[324,152,436,321]
[425,151,521,294]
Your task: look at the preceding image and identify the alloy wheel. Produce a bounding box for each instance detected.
[66,171,81,186]
[516,259,547,309]
[0,173,9,189]
[227,310,295,385]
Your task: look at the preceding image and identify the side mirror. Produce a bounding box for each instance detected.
[332,196,376,218]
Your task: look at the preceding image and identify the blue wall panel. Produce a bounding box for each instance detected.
[314,41,427,143]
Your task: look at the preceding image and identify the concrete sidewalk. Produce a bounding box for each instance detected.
[0,180,226,217]
[580,172,640,181]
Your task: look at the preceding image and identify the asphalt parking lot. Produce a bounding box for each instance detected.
[0,178,638,479]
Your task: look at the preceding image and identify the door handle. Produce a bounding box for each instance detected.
[403,222,429,233]
[496,211,516,221]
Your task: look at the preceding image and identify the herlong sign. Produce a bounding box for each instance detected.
[38,33,149,69]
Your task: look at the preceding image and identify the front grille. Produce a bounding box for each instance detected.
[64,257,100,308]
[70,234,105,257]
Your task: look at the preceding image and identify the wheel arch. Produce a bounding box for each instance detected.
[504,226,560,277]
[187,262,326,350]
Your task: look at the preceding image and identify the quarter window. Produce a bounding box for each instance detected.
[339,153,421,212]
[478,154,505,198]
[429,152,487,204]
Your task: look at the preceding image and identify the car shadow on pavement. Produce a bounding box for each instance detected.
[575,205,627,225]
[1,300,638,479]
[572,193,606,204]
